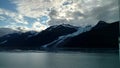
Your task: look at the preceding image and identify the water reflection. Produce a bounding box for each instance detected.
[0,52,119,68]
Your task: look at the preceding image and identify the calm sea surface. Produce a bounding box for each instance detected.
[0,52,119,68]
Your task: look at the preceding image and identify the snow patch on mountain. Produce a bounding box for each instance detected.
[42,26,92,48]
[0,40,7,45]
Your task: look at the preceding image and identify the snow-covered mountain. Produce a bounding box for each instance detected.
[0,24,78,50]
[45,21,119,49]
[0,21,119,50]
[42,25,92,48]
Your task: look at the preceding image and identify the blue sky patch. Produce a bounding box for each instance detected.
[39,16,49,24]
[0,0,17,12]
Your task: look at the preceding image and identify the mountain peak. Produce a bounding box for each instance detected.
[46,24,78,31]
[97,21,108,25]
[98,20,106,23]
[91,21,109,30]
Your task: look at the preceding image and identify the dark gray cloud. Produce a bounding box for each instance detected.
[69,11,85,19]
[90,0,119,22]
[49,9,58,18]
[47,0,119,27]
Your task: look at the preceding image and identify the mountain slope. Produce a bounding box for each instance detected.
[54,21,119,49]
[24,24,78,49]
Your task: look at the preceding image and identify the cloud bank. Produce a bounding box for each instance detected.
[0,0,119,31]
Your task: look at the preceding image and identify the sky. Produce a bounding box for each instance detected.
[0,0,119,31]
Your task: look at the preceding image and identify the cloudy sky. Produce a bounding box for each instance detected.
[0,0,119,31]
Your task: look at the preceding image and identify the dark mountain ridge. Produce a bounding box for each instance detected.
[0,21,119,50]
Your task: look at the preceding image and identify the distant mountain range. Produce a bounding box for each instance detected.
[0,21,119,51]
[0,28,18,37]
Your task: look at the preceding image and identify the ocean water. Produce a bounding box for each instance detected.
[0,52,119,68]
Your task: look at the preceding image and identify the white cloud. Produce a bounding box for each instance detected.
[0,8,29,25]
[14,14,28,25]
[0,16,6,21]
[12,0,54,18]
[4,24,30,32]
[32,22,47,31]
